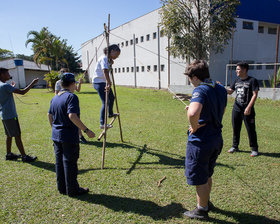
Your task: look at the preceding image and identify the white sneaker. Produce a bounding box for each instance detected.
[250,151,258,157]
[100,124,113,129]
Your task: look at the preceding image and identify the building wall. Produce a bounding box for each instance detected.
[81,9,187,89]
[25,70,47,87]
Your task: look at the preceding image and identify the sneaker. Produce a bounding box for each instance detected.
[68,187,89,197]
[22,155,37,162]
[228,147,239,153]
[6,153,21,161]
[100,124,113,129]
[108,113,119,118]
[250,151,258,157]
[80,136,88,144]
[183,207,209,220]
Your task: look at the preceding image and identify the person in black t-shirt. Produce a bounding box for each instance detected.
[227,62,259,157]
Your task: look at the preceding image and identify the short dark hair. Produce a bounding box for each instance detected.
[184,60,210,81]
[0,67,9,76]
[103,44,121,55]
[236,62,249,72]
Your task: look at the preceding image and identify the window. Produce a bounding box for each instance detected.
[121,42,124,47]
[122,67,125,73]
[135,38,138,44]
[258,26,264,33]
[141,66,145,72]
[154,65,157,72]
[146,34,150,41]
[126,41,128,46]
[153,32,157,39]
[115,68,117,73]
[268,27,277,34]
[136,66,139,72]
[126,67,129,72]
[147,65,151,71]
[243,21,253,30]
[117,43,120,47]
[141,36,144,42]
[256,63,262,70]
[161,64,165,71]
[130,39,133,45]
[131,67,134,72]
[118,68,121,73]
[266,63,274,70]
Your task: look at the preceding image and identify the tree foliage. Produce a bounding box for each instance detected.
[25,27,81,72]
[0,48,13,60]
[160,0,240,60]
[43,70,60,92]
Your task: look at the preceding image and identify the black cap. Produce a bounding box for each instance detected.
[60,73,76,83]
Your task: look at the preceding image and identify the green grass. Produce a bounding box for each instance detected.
[0,84,279,223]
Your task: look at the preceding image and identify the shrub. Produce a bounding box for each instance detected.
[44,70,60,92]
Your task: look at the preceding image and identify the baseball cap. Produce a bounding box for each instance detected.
[60,73,76,83]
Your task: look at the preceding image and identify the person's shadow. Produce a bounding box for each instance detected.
[208,206,279,224]
[76,193,184,221]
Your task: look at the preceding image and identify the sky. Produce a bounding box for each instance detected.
[0,0,162,56]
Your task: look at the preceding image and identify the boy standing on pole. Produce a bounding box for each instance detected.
[227,62,259,157]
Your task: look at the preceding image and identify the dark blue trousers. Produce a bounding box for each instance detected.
[93,82,115,125]
[53,141,80,195]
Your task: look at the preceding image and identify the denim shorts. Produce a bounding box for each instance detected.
[185,136,223,185]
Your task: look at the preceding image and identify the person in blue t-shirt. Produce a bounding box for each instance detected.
[48,73,95,197]
[183,60,227,220]
[0,67,38,162]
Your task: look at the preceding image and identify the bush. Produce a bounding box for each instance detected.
[44,71,60,92]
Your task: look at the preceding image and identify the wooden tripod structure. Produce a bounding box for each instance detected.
[101,14,124,169]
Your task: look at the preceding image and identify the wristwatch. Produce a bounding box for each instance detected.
[83,128,89,133]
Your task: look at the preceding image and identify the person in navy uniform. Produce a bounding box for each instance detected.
[227,62,259,157]
[183,60,227,220]
[48,73,95,197]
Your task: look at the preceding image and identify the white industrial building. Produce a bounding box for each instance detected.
[81,1,280,93]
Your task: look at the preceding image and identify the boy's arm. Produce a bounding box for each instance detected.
[13,78,39,95]
[103,69,111,90]
[68,113,95,138]
[48,113,53,127]
[187,102,204,135]
[244,90,258,115]
[226,88,234,95]
[75,78,83,92]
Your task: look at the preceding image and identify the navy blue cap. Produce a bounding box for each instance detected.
[60,73,76,83]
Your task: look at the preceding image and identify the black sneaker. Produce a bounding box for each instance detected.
[68,187,89,197]
[108,113,119,118]
[183,207,209,220]
[80,136,88,144]
[22,155,37,162]
[6,153,21,161]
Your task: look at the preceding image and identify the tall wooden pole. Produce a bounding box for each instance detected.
[157,26,161,89]
[274,25,279,87]
[133,34,137,88]
[102,14,110,169]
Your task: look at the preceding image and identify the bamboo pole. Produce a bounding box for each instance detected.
[274,25,279,87]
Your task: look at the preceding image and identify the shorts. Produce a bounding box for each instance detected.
[185,136,223,185]
[2,117,21,137]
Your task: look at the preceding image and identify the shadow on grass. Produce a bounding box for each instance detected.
[209,206,279,224]
[238,150,280,158]
[77,193,184,220]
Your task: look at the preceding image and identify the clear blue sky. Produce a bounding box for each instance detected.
[0,0,162,56]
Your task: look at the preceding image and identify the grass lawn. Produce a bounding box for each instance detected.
[0,84,279,223]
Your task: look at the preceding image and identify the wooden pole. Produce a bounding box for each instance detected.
[101,14,110,169]
[133,34,137,88]
[274,24,279,87]
[157,26,161,89]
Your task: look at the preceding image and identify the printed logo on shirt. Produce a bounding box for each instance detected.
[192,92,200,99]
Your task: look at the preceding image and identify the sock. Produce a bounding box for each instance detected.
[197,204,208,211]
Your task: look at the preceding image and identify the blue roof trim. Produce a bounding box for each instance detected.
[236,0,280,24]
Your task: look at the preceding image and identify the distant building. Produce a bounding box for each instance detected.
[0,58,49,88]
[81,0,280,91]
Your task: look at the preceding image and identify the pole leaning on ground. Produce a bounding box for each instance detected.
[101,15,110,169]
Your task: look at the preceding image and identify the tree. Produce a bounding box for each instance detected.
[0,48,13,60]
[160,0,240,60]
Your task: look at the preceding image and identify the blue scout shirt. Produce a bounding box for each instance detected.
[0,81,17,120]
[48,90,80,144]
[188,80,227,142]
